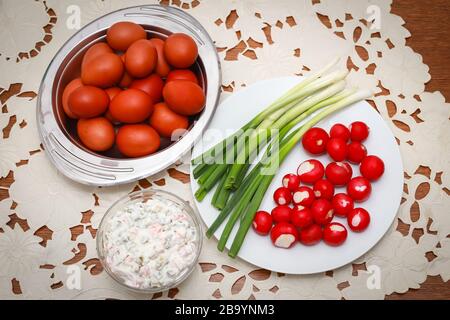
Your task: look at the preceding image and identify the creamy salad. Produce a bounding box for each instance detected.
[101,198,199,290]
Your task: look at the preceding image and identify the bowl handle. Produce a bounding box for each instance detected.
[47,132,133,184]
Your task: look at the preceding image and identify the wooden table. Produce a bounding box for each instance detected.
[392,0,450,103]
[385,0,450,299]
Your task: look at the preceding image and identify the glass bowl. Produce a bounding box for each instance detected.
[96,189,203,293]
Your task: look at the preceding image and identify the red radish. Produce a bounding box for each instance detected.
[349,121,369,142]
[297,159,324,184]
[293,204,306,211]
[313,179,335,200]
[302,127,329,155]
[330,123,350,141]
[311,199,334,225]
[291,208,313,228]
[360,155,385,181]
[323,222,348,246]
[347,208,371,232]
[299,224,322,245]
[347,141,367,164]
[273,187,292,205]
[326,138,348,161]
[347,176,372,202]
[292,186,315,206]
[325,162,353,186]
[252,211,273,235]
[270,222,298,248]
[282,173,301,191]
[271,205,292,224]
[332,193,354,217]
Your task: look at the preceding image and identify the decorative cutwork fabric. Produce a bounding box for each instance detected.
[0,0,448,299]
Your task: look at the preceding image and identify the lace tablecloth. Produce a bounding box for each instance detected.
[0,0,448,300]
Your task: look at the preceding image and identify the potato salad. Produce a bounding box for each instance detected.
[101,198,199,290]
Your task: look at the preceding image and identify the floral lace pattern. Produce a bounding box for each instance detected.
[0,0,448,299]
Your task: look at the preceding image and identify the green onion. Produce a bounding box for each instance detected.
[195,163,228,201]
[224,79,347,189]
[194,69,349,194]
[217,173,265,251]
[211,168,228,208]
[229,174,274,258]
[206,161,263,238]
[191,58,340,166]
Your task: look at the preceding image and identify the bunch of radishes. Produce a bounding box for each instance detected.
[252,121,385,249]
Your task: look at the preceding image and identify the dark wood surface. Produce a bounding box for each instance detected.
[392,0,450,102]
[385,0,450,299]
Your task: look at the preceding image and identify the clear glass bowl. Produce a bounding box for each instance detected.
[96,189,203,293]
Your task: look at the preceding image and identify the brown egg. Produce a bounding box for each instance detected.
[150,38,171,77]
[68,85,109,118]
[62,78,83,119]
[116,124,160,157]
[81,53,124,88]
[149,102,188,138]
[163,80,205,116]
[110,88,153,123]
[77,117,115,152]
[81,42,113,69]
[106,21,147,51]
[129,74,164,103]
[164,33,198,68]
[125,39,157,78]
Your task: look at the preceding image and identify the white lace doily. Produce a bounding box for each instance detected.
[0,0,448,300]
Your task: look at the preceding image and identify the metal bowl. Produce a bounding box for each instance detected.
[37,5,220,186]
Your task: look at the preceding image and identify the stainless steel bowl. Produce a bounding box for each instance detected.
[37,5,220,186]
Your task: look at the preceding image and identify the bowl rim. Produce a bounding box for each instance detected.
[96,188,203,293]
[37,4,221,186]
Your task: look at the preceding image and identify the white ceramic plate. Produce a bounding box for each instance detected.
[190,77,403,274]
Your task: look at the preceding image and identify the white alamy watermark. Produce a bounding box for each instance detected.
[366,5,381,30]
[366,264,381,290]
[66,265,82,290]
[66,5,81,30]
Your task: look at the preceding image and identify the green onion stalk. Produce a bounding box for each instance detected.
[224,70,349,175]
[194,108,291,200]
[194,71,350,201]
[194,101,299,200]
[223,76,348,190]
[191,58,340,166]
